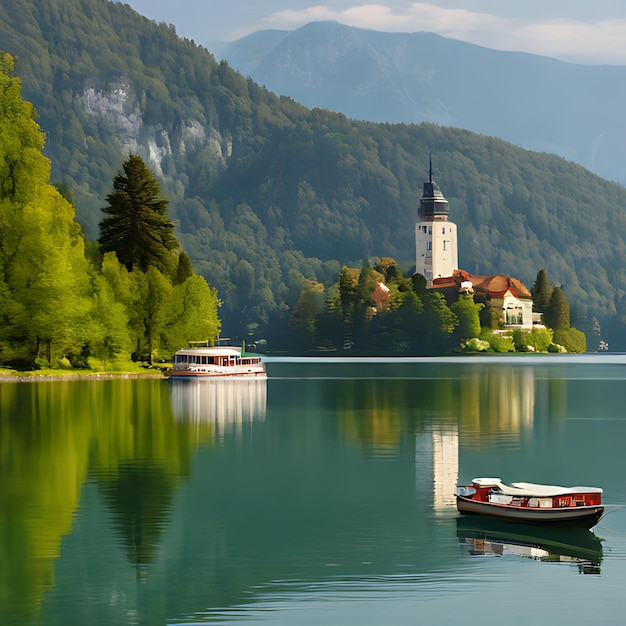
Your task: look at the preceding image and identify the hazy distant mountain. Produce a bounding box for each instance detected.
[219,21,626,186]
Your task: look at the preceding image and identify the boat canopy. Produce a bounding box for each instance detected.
[175,346,242,357]
[472,478,602,497]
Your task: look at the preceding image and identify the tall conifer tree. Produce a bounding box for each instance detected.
[99,154,178,277]
[531,268,553,312]
[544,286,570,331]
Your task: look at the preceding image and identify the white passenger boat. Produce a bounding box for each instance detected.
[167,344,266,379]
[455,477,604,528]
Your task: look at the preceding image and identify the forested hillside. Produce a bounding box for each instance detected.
[219,21,626,186]
[2,0,626,348]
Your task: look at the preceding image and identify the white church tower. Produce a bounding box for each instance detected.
[415,159,458,284]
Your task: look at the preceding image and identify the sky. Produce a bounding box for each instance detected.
[119,0,626,65]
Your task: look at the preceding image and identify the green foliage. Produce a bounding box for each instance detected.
[367,289,425,354]
[480,329,515,353]
[174,250,194,285]
[288,280,325,351]
[312,261,464,355]
[461,337,490,352]
[0,56,221,369]
[421,291,458,353]
[554,327,587,353]
[89,272,132,365]
[0,53,47,202]
[512,327,554,352]
[531,268,553,312]
[450,294,482,342]
[544,286,570,331]
[99,154,177,277]
[97,157,222,363]
[0,54,92,366]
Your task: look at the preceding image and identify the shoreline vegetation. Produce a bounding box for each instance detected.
[0,365,167,383]
[0,373,165,383]
[1,350,615,383]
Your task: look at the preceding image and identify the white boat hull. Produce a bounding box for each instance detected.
[167,368,266,379]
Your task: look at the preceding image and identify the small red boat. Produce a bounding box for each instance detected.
[455,478,604,528]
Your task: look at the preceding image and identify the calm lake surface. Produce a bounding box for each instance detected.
[2,356,626,625]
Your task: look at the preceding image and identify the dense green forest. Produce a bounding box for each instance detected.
[1,0,626,350]
[0,53,220,368]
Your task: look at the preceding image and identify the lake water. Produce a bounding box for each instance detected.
[2,356,626,625]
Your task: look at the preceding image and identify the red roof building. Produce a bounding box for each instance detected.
[432,270,536,330]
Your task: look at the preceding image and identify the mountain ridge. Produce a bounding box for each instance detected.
[220,21,626,186]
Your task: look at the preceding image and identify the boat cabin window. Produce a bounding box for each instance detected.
[175,354,217,365]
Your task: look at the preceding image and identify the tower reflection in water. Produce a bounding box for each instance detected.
[415,427,459,517]
[169,378,267,436]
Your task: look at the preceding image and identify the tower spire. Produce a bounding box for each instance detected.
[415,159,457,283]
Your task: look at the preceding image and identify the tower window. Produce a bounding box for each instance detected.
[442,227,445,234]
[443,240,447,251]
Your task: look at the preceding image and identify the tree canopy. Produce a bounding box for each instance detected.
[532,269,553,313]
[0,52,92,366]
[0,55,220,368]
[99,154,178,278]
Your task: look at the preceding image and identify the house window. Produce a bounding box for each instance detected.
[427,242,432,251]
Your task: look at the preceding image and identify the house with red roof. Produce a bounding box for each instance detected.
[432,269,536,330]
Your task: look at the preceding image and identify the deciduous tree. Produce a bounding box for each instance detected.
[451,294,482,342]
[0,54,91,365]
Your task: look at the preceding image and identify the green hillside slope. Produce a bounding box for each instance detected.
[1,0,626,347]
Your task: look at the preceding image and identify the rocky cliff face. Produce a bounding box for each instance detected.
[80,77,228,182]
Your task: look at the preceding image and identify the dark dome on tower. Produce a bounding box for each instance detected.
[419,164,449,221]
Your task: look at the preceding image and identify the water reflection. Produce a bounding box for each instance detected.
[457,366,537,449]
[169,378,267,434]
[1,359,625,625]
[456,517,603,574]
[0,379,198,622]
[97,459,177,572]
[416,428,459,515]
[325,364,543,457]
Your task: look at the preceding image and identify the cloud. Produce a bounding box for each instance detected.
[264,3,499,35]
[514,18,626,64]
[232,3,626,65]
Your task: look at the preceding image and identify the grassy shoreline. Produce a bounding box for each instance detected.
[0,363,168,382]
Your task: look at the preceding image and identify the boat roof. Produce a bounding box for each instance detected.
[472,478,602,496]
[175,346,245,356]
